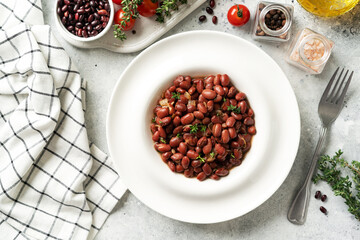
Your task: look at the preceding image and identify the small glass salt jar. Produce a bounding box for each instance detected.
[286,28,334,74]
[252,1,294,42]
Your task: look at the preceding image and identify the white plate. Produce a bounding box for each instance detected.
[55,0,205,53]
[107,30,301,223]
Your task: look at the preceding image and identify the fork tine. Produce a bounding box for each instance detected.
[336,71,353,105]
[327,68,344,101]
[331,70,348,102]
[320,67,339,102]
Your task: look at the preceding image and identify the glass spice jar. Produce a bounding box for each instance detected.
[286,28,334,74]
[252,1,294,42]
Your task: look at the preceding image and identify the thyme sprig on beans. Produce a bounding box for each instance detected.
[200,125,207,132]
[172,92,181,100]
[190,124,198,134]
[190,124,206,134]
[197,155,206,163]
[313,150,360,221]
[113,0,142,41]
[227,104,241,114]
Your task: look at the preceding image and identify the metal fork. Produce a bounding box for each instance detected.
[287,67,354,225]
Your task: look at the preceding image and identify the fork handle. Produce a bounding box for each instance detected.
[287,126,328,225]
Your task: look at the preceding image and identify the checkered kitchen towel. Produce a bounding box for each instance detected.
[0,0,126,239]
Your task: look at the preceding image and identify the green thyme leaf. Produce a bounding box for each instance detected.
[210,152,215,158]
[197,155,206,163]
[227,104,241,114]
[160,138,166,144]
[172,92,180,100]
[190,124,198,134]
[200,125,207,132]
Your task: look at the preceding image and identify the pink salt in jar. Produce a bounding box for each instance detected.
[287,28,334,74]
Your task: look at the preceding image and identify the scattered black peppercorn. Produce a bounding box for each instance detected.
[132,30,136,34]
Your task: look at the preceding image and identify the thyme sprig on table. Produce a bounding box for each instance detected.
[113,0,142,41]
[313,150,360,221]
[156,0,187,23]
[113,0,187,40]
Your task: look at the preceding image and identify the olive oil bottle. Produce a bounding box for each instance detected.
[298,0,359,17]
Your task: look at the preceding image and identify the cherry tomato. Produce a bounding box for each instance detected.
[112,0,123,5]
[114,9,135,31]
[227,4,250,27]
[138,0,159,17]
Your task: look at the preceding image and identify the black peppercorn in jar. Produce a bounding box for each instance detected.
[252,1,294,42]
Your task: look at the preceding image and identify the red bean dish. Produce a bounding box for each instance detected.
[150,74,256,181]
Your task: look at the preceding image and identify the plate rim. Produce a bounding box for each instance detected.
[106,30,301,223]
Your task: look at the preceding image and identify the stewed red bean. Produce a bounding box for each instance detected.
[212,123,222,137]
[151,74,255,181]
[168,161,175,172]
[202,89,217,99]
[197,172,207,181]
[176,165,184,173]
[171,153,183,162]
[57,0,110,38]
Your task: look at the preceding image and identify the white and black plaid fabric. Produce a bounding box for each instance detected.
[0,0,126,239]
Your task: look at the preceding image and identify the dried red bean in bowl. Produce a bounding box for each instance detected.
[151,74,256,181]
[57,0,111,38]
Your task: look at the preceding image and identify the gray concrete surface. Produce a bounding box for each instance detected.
[43,0,360,239]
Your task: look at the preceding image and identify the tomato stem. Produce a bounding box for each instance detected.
[237,5,243,18]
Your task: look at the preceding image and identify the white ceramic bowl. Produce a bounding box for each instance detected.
[107,31,301,223]
[54,0,114,42]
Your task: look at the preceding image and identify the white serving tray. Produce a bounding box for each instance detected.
[55,0,206,53]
